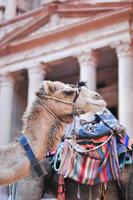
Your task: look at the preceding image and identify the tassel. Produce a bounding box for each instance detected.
[88,187,92,200]
[57,174,65,200]
[77,183,81,199]
[100,183,107,200]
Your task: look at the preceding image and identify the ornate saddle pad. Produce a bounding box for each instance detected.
[57,136,120,185]
[55,109,131,185]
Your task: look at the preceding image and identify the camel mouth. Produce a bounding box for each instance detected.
[91,101,107,109]
[91,103,105,108]
[59,114,74,124]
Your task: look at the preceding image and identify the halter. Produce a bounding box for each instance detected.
[42,88,80,105]
[38,84,81,120]
[71,82,85,138]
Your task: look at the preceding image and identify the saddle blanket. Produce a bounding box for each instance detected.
[56,109,132,185]
[57,136,120,185]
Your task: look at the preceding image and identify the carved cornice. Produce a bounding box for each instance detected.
[77,50,98,67]
[0,6,132,57]
[115,42,133,57]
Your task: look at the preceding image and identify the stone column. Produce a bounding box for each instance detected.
[5,0,17,19]
[0,186,8,200]
[27,66,45,106]
[0,74,15,145]
[0,9,3,20]
[116,43,133,137]
[77,50,98,91]
[0,1,5,21]
[0,74,13,200]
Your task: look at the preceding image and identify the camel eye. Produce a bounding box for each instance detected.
[95,94,103,100]
[63,90,75,96]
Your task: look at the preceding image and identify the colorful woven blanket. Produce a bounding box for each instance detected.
[55,109,132,185]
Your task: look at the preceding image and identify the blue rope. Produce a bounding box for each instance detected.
[53,142,64,172]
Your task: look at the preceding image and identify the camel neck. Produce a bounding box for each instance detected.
[22,99,63,158]
[38,99,61,123]
[0,99,64,186]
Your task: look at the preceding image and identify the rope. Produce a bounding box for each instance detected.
[38,100,61,122]
[42,95,75,105]
[54,143,64,171]
[68,133,113,153]
[71,103,77,140]
[39,88,80,123]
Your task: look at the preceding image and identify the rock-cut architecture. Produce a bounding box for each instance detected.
[0,0,133,199]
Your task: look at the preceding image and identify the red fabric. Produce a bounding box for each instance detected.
[57,174,65,200]
[79,155,87,183]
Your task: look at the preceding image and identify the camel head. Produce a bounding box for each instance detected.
[35,81,106,123]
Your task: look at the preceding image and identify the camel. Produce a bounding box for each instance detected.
[0,80,106,187]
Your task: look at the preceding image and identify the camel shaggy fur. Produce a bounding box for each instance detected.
[0,81,106,187]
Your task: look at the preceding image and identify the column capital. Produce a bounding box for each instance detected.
[0,73,15,86]
[27,65,46,106]
[28,66,46,77]
[115,42,133,57]
[76,50,98,67]
[5,0,17,19]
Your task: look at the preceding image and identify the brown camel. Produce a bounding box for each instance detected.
[0,81,106,186]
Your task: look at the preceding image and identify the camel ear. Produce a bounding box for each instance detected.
[35,85,46,97]
[43,81,56,94]
[35,81,56,97]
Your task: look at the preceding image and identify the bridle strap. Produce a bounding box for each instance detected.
[39,87,81,118]
[43,95,73,105]
[40,85,80,105]
[18,134,46,177]
[42,89,80,105]
[72,90,80,103]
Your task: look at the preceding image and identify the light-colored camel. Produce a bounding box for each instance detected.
[0,81,106,187]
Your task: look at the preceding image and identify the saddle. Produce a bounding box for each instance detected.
[56,136,120,185]
[54,109,130,186]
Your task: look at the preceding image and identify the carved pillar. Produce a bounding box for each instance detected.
[27,66,46,106]
[116,43,133,137]
[5,0,17,19]
[0,186,8,200]
[0,9,3,21]
[77,50,98,90]
[0,1,5,20]
[0,73,15,145]
[0,74,13,200]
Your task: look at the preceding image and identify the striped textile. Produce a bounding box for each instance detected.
[58,136,120,185]
[57,109,131,185]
